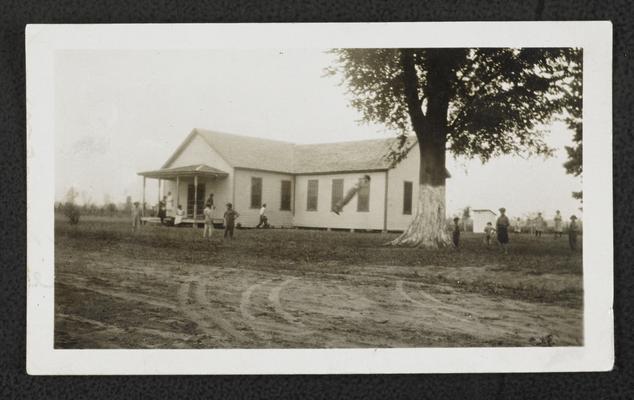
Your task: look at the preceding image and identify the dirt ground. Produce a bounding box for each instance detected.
[55,216,583,348]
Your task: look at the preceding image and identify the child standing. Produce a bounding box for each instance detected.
[553,210,563,239]
[534,212,545,237]
[223,203,240,240]
[203,202,215,240]
[131,201,142,232]
[484,222,496,246]
[452,217,460,248]
[496,207,510,254]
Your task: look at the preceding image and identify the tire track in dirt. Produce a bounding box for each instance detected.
[396,280,473,324]
[58,279,178,311]
[194,280,249,343]
[240,278,314,339]
[336,285,376,308]
[57,313,192,342]
[268,278,305,326]
[177,280,234,341]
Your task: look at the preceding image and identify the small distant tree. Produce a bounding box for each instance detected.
[124,195,133,214]
[462,206,471,232]
[106,202,117,217]
[63,186,80,225]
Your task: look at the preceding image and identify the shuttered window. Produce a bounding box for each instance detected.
[331,179,344,211]
[251,177,262,209]
[403,181,413,215]
[280,180,292,211]
[307,179,318,211]
[357,178,370,212]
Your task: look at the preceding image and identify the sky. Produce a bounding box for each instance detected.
[55,49,582,220]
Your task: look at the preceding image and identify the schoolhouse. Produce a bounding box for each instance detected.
[138,128,430,231]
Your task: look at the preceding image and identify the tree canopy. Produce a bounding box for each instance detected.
[326,48,582,163]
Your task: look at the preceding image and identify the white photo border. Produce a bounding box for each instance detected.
[26,21,613,375]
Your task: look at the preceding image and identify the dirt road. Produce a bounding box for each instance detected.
[55,250,582,348]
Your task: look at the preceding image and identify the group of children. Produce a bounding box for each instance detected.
[202,201,240,240]
[130,195,241,240]
[452,207,580,253]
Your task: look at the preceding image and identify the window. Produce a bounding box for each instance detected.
[331,179,344,211]
[403,181,413,215]
[357,178,370,212]
[280,180,292,211]
[307,179,319,211]
[251,177,262,208]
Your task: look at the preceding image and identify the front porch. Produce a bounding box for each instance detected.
[138,164,229,226]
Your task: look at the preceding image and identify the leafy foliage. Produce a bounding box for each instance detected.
[327,48,582,163]
[63,202,81,225]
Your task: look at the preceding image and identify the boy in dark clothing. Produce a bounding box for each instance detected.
[223,203,240,239]
[452,217,460,248]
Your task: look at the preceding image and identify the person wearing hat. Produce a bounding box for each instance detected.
[131,201,142,232]
[452,217,461,249]
[568,215,579,250]
[496,207,510,253]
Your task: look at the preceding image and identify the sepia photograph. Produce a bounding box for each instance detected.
[26,22,613,374]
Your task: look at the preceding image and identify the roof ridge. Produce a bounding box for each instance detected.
[194,128,294,145]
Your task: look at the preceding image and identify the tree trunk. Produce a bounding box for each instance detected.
[389,133,451,247]
[389,49,458,248]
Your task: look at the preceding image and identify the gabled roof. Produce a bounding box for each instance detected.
[161,128,421,175]
[196,129,296,173]
[293,137,417,174]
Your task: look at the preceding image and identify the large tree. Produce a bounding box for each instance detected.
[328,48,582,247]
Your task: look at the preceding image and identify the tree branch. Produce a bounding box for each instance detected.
[400,49,428,136]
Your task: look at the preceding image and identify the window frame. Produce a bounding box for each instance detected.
[306,179,319,211]
[331,178,344,212]
[280,180,292,211]
[356,178,370,212]
[250,177,263,209]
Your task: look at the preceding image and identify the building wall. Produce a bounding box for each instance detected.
[472,211,497,233]
[386,147,420,231]
[293,171,386,230]
[162,133,234,218]
[233,169,294,227]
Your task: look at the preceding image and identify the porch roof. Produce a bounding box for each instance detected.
[138,164,229,179]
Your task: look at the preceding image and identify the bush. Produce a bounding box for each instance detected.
[63,202,81,225]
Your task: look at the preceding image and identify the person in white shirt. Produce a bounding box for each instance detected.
[256,203,267,228]
[174,204,185,226]
[203,202,215,240]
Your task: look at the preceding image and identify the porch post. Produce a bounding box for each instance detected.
[142,176,146,215]
[158,179,161,203]
[176,176,180,209]
[193,174,198,228]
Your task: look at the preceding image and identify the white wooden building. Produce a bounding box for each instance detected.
[471,209,497,233]
[138,128,440,231]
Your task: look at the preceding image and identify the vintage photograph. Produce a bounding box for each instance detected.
[53,46,584,349]
[26,22,613,374]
